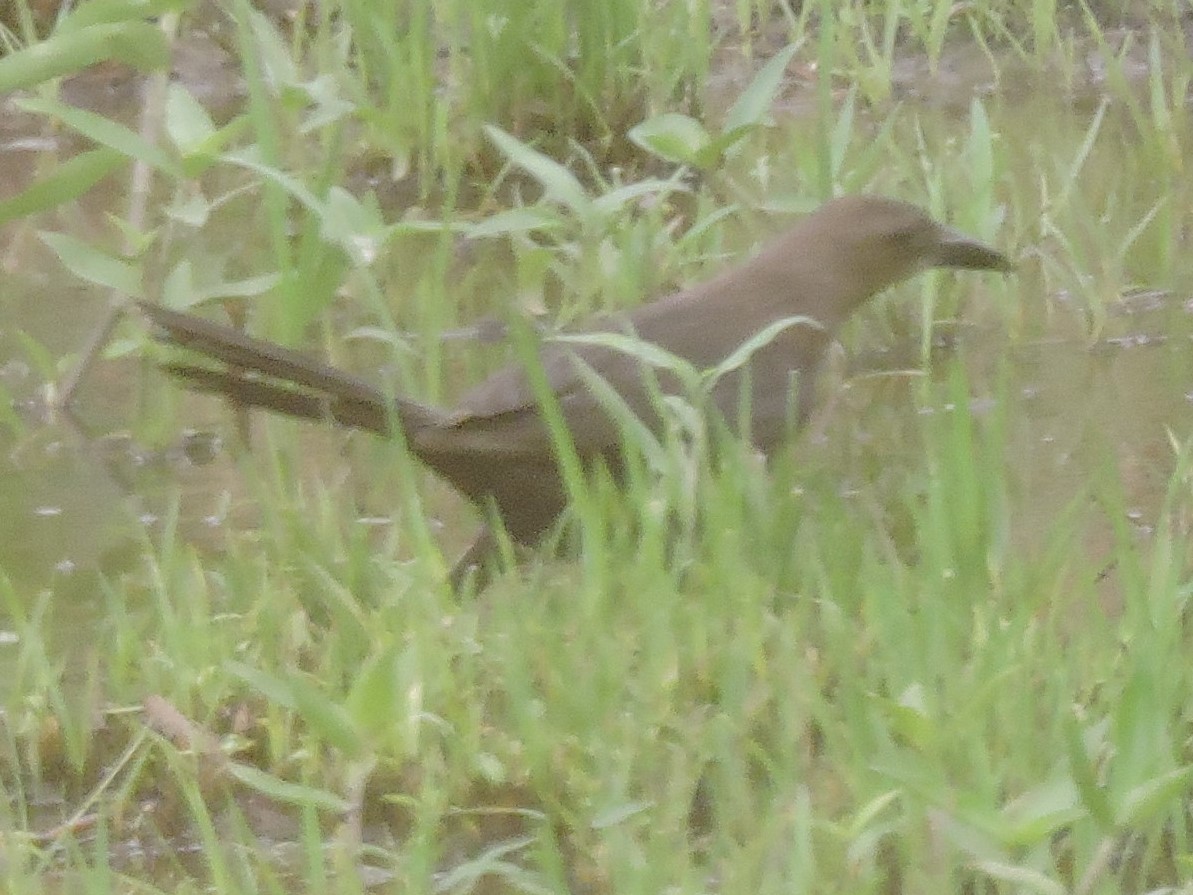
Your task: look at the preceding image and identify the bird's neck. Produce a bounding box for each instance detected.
[740,244,866,334]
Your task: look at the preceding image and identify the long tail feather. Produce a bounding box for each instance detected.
[142,302,446,435]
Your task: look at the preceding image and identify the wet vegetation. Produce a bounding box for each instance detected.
[1,0,1193,892]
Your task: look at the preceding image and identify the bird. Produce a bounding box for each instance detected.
[140,195,1012,589]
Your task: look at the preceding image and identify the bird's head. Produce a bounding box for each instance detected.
[773,195,1012,328]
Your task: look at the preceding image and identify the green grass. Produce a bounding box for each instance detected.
[2,0,1193,891]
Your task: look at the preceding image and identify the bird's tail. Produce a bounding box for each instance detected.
[139,302,446,436]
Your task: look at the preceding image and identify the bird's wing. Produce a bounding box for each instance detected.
[414,340,648,459]
[414,292,830,460]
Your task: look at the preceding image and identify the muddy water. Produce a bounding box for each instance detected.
[1,55,1192,691]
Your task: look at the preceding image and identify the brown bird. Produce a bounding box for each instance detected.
[141,195,1011,588]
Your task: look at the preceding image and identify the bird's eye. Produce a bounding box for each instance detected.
[886,224,926,253]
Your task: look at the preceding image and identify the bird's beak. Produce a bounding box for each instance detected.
[933,226,1013,272]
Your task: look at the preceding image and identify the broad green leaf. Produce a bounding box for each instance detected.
[247,7,301,91]
[299,74,355,133]
[19,96,180,176]
[434,835,537,893]
[39,231,141,295]
[0,22,168,92]
[347,645,423,752]
[965,97,993,189]
[164,264,278,307]
[164,189,211,227]
[226,661,297,708]
[627,113,710,166]
[161,258,194,309]
[974,861,1065,895]
[346,649,400,732]
[468,206,566,238]
[885,683,937,752]
[1119,765,1193,828]
[1064,713,1113,828]
[386,218,471,237]
[0,148,124,224]
[227,763,351,812]
[844,790,901,839]
[723,41,801,133]
[998,778,1083,847]
[228,660,364,758]
[591,176,689,216]
[60,0,186,31]
[321,186,386,265]
[15,330,59,381]
[107,215,157,254]
[485,125,590,217]
[200,272,281,301]
[222,147,322,211]
[591,800,652,829]
[287,671,366,758]
[165,84,216,157]
[694,124,752,168]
